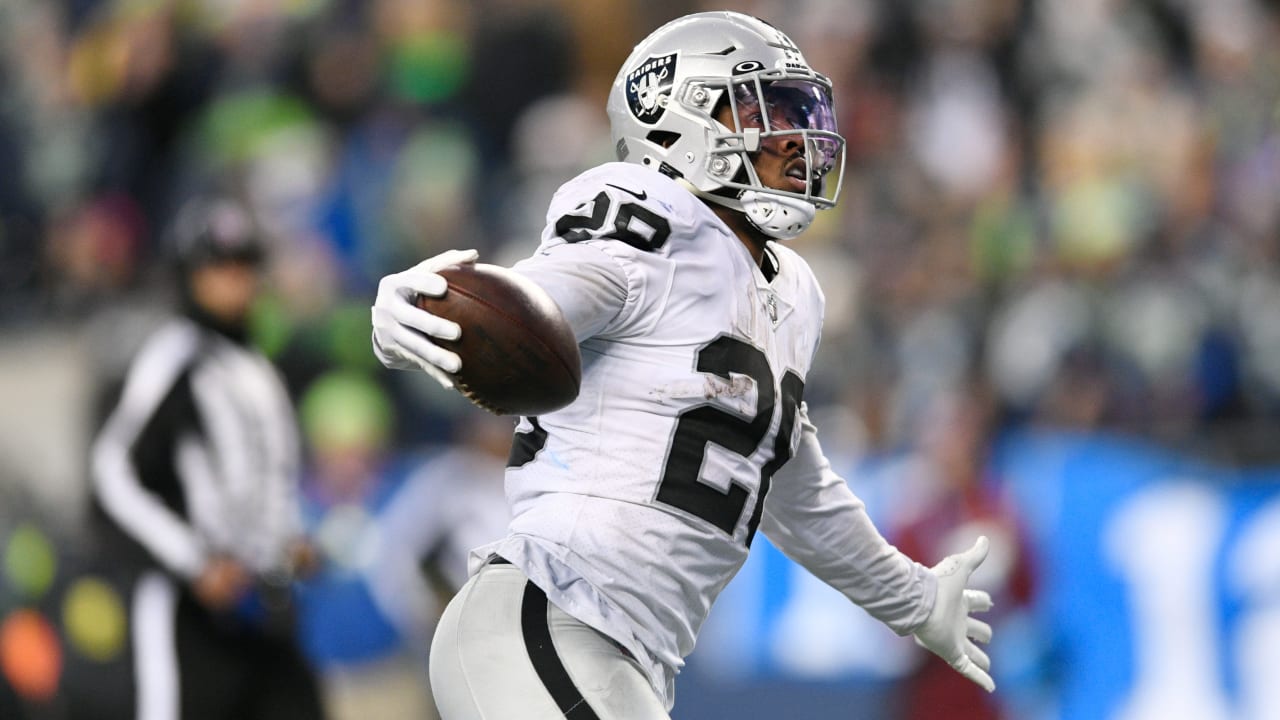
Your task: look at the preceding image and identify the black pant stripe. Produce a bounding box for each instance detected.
[520,581,602,719]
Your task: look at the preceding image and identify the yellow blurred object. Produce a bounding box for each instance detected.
[65,23,130,105]
[300,371,393,453]
[63,577,128,662]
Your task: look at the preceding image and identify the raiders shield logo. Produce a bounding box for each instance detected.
[625,52,677,123]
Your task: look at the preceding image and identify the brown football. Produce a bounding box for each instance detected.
[414,263,581,416]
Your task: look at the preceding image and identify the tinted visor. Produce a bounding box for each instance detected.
[731,79,840,176]
[727,76,844,196]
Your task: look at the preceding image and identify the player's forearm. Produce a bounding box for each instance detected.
[763,491,937,634]
[759,410,937,633]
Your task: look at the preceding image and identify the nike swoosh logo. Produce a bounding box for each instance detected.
[606,183,647,201]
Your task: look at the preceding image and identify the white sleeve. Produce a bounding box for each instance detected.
[365,466,448,648]
[759,403,937,635]
[511,241,632,342]
[91,325,209,579]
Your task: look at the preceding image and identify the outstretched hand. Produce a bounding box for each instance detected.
[371,249,479,388]
[912,535,996,692]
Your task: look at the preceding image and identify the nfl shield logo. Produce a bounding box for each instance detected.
[625,52,678,124]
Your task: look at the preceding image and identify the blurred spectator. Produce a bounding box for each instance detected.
[364,410,512,655]
[887,384,1037,720]
[291,369,437,720]
[1,0,1270,458]
[286,372,511,719]
[88,196,324,720]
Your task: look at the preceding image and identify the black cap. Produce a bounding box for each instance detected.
[170,196,265,269]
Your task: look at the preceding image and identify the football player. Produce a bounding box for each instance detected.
[371,11,994,719]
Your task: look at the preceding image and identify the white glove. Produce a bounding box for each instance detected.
[371,249,479,388]
[913,535,996,693]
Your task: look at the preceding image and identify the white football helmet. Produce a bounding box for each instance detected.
[606,11,845,240]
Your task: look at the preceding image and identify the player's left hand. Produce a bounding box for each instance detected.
[912,535,996,692]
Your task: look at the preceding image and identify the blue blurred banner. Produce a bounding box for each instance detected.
[686,431,1280,720]
[996,431,1280,720]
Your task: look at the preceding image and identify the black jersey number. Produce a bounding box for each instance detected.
[507,417,548,468]
[554,191,670,251]
[656,336,804,547]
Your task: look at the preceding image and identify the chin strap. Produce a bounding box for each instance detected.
[696,188,814,240]
[686,181,816,241]
[738,190,815,240]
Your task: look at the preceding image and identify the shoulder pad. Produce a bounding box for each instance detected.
[545,163,703,252]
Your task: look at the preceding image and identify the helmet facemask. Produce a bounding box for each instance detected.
[607,12,847,240]
[700,74,843,205]
[690,72,845,239]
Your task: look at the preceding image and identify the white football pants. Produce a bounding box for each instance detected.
[429,560,671,719]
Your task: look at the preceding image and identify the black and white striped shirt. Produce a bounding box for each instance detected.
[91,316,303,579]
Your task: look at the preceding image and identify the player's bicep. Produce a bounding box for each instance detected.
[511,242,630,342]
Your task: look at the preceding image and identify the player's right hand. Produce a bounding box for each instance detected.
[371,249,479,388]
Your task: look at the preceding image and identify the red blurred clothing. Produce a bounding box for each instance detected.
[895,476,1035,720]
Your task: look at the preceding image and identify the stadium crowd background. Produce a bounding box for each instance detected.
[0,0,1277,718]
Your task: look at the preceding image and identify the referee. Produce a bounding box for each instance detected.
[90,196,325,720]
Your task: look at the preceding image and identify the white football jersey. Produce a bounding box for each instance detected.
[472,162,933,707]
